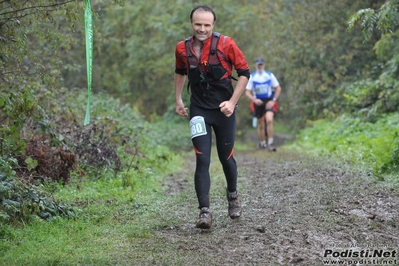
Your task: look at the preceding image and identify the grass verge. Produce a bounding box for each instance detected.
[0,150,194,266]
[285,113,399,187]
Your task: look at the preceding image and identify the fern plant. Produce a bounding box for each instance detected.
[348,0,399,40]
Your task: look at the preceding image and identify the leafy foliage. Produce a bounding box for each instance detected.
[0,172,76,224]
[0,0,126,225]
[288,114,399,178]
[339,76,399,121]
[0,0,80,88]
[0,83,191,224]
[262,0,384,128]
[49,0,392,131]
[348,0,399,40]
[340,1,399,122]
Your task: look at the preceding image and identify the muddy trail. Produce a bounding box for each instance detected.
[155,132,399,266]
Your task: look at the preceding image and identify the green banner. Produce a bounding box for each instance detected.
[84,0,93,125]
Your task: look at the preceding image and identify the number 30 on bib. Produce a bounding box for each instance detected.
[190,116,207,139]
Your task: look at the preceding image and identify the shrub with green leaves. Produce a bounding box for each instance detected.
[0,172,75,225]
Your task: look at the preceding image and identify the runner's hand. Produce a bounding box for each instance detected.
[219,101,235,117]
[254,99,263,106]
[176,100,188,117]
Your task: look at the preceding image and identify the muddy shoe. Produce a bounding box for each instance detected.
[196,207,212,229]
[267,144,276,152]
[258,142,267,149]
[226,190,242,219]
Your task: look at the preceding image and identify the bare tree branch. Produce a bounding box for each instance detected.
[0,0,76,17]
[0,0,76,28]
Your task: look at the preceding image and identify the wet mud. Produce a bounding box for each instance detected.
[158,132,399,265]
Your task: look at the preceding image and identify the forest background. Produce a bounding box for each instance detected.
[1,0,399,260]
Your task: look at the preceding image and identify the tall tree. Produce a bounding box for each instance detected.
[341,0,399,119]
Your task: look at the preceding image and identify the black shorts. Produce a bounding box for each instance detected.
[254,98,276,118]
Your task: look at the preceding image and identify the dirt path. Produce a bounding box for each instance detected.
[158,132,399,265]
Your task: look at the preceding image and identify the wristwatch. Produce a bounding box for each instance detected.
[272,97,277,101]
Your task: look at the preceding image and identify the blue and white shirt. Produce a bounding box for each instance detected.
[246,70,279,99]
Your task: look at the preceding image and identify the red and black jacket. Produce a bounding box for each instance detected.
[175,32,250,109]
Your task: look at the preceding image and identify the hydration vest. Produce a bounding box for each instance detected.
[184,32,227,85]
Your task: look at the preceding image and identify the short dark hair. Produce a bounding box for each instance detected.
[190,5,216,22]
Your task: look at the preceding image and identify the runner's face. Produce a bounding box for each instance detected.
[256,64,264,73]
[190,10,215,42]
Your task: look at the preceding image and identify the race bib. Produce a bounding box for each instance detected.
[190,116,207,139]
[255,84,270,96]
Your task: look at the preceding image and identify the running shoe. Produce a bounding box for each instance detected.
[259,142,267,149]
[196,207,212,229]
[267,144,277,152]
[226,190,242,219]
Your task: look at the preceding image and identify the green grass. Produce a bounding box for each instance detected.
[273,118,293,135]
[1,202,174,265]
[285,113,399,183]
[0,154,191,266]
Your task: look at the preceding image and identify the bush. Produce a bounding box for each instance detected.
[0,172,75,225]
